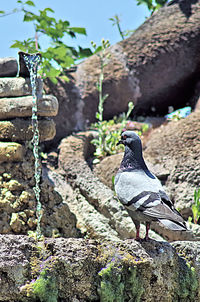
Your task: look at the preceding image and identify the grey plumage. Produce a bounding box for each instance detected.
[114,130,186,240]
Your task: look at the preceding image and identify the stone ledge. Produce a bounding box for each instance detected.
[0,95,58,119]
[0,235,199,301]
[0,142,24,163]
[0,77,43,98]
[0,119,56,142]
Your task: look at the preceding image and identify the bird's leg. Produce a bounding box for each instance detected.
[135,224,141,241]
[145,222,150,241]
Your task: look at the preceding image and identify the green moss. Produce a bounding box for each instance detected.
[174,258,199,301]
[97,244,146,302]
[20,240,59,302]
[125,267,144,302]
[32,270,58,302]
[98,261,124,302]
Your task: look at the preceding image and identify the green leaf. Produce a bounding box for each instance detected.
[43,7,54,13]
[25,0,35,6]
[91,138,100,145]
[93,46,102,54]
[0,10,5,14]
[68,27,87,35]
[23,11,35,22]
[93,158,100,164]
[60,75,70,83]
[102,94,109,102]
[96,112,100,120]
[78,47,92,59]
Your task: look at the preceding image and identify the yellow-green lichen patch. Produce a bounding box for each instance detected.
[125,267,144,302]
[171,256,199,302]
[6,179,23,191]
[97,243,146,302]
[98,261,125,302]
[0,142,24,163]
[10,212,26,233]
[20,240,59,302]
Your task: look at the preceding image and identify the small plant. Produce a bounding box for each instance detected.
[90,39,135,163]
[191,188,200,224]
[109,14,125,40]
[91,102,134,163]
[90,41,135,163]
[109,14,134,40]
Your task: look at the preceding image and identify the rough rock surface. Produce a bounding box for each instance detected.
[0,95,58,119]
[0,148,79,238]
[143,110,200,217]
[0,118,56,142]
[0,77,43,98]
[0,234,200,301]
[0,57,18,77]
[44,0,200,145]
[0,142,24,163]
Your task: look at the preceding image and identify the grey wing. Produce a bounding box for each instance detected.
[128,189,186,230]
[115,170,163,209]
[115,171,186,231]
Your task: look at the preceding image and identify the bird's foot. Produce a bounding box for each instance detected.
[135,235,151,242]
[135,236,143,242]
[143,236,151,242]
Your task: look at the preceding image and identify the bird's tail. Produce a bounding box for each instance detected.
[159,219,187,231]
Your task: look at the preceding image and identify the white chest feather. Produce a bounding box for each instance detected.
[115,170,163,205]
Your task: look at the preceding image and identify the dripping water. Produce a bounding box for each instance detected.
[21,52,42,238]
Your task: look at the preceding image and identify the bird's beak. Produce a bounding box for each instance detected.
[117,139,124,146]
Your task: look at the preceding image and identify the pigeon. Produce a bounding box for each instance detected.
[114,130,187,240]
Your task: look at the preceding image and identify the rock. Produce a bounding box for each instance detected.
[44,0,200,145]
[94,153,122,189]
[0,95,58,119]
[0,142,24,163]
[44,77,84,146]
[47,169,121,241]
[0,234,200,301]
[0,77,43,98]
[0,148,79,237]
[0,118,56,142]
[0,57,18,77]
[195,97,200,111]
[144,110,200,218]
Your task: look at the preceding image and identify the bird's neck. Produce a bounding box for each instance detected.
[119,145,152,176]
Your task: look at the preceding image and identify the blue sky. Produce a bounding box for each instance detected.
[0,0,149,60]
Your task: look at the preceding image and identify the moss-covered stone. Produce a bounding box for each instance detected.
[0,148,79,237]
[0,142,24,163]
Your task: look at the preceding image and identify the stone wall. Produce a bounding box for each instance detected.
[0,57,79,238]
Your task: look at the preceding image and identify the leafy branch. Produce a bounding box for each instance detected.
[136,0,169,15]
[2,1,92,83]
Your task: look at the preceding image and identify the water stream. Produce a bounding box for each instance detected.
[20,52,42,238]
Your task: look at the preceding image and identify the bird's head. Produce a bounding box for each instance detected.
[117,131,141,149]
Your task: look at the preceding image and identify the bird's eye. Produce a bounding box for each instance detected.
[123,135,127,140]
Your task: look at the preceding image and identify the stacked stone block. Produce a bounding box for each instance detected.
[0,57,78,238]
